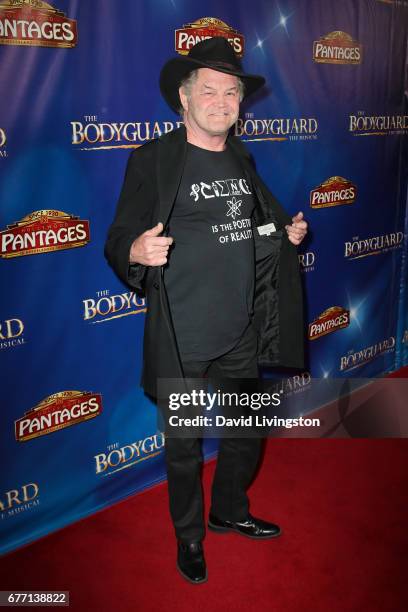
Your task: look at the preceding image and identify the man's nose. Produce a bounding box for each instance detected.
[214,93,228,107]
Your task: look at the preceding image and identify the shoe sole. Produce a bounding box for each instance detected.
[208,521,282,539]
[176,563,208,585]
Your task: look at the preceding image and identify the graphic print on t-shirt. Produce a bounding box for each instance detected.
[189,176,252,200]
[226,196,242,220]
[164,143,256,360]
[189,176,253,243]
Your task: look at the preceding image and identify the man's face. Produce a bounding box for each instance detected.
[179,68,241,137]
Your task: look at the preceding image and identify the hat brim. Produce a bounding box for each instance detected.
[159,56,266,113]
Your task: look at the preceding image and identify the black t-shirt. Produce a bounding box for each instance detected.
[164,142,256,360]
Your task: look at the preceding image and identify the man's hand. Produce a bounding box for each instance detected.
[285,211,308,246]
[129,222,173,266]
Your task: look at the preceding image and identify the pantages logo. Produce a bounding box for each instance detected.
[340,336,395,371]
[344,231,404,260]
[15,391,103,442]
[71,115,183,151]
[298,251,315,273]
[310,176,357,209]
[0,210,90,258]
[0,317,26,350]
[95,433,165,476]
[83,289,147,323]
[309,306,350,340]
[349,111,408,136]
[0,0,77,48]
[235,114,318,143]
[313,31,362,64]
[0,127,7,157]
[175,17,244,57]
[0,482,39,519]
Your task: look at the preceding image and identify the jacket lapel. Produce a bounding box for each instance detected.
[227,134,292,228]
[227,135,269,222]
[157,125,187,230]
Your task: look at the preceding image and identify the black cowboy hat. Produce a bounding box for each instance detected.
[159,36,266,113]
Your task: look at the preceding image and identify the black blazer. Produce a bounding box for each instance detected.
[105,125,304,397]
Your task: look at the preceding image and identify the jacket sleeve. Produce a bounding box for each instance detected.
[104,150,155,291]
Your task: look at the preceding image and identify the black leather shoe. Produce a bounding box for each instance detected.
[177,541,207,584]
[208,512,281,539]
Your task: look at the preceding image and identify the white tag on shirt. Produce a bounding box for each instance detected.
[257,222,277,236]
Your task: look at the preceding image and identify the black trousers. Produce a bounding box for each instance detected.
[161,323,262,543]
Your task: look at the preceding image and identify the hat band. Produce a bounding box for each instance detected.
[205,60,241,71]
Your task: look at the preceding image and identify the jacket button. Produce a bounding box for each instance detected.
[153,282,159,290]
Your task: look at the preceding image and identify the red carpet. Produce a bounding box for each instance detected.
[388,366,408,377]
[2,437,407,611]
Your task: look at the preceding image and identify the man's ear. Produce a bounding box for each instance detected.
[179,86,188,113]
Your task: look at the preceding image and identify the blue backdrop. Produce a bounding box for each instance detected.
[1,0,407,555]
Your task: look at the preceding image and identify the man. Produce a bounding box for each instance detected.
[105,37,307,584]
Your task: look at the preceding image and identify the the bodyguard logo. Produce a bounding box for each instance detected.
[0,127,7,157]
[0,483,39,519]
[71,115,183,151]
[94,433,165,476]
[340,337,395,371]
[266,371,312,397]
[0,0,77,48]
[298,251,315,273]
[175,17,244,56]
[0,317,26,350]
[313,31,361,64]
[349,111,408,136]
[235,114,318,143]
[83,289,147,323]
[344,232,404,260]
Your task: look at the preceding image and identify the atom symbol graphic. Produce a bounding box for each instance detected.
[226,196,242,220]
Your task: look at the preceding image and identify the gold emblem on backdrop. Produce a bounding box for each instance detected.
[0,0,77,48]
[309,306,350,340]
[175,17,244,57]
[313,31,362,64]
[0,210,90,258]
[310,176,357,209]
[15,391,103,442]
